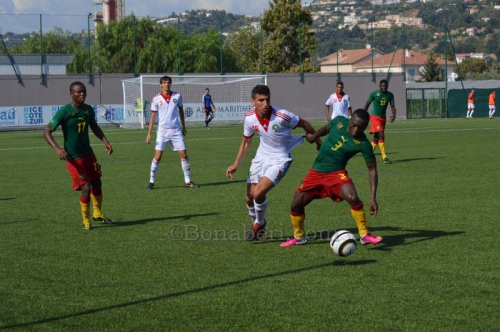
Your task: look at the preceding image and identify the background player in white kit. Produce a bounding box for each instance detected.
[226,84,321,241]
[146,76,199,190]
[325,81,352,121]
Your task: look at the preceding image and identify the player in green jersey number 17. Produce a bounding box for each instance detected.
[363,79,396,164]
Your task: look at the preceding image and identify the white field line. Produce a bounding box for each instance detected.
[1,126,500,151]
[0,136,243,151]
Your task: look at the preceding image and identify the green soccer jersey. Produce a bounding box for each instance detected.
[47,103,97,160]
[312,116,374,173]
[367,90,395,118]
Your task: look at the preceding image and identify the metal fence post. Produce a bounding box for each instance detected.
[87,13,92,83]
[40,14,43,85]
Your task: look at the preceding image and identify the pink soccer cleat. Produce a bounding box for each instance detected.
[360,233,383,245]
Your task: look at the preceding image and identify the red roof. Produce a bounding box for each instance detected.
[321,48,385,65]
[355,49,455,67]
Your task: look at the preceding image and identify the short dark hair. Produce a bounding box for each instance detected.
[352,108,370,122]
[70,81,85,92]
[252,85,271,99]
[380,79,389,86]
[337,81,344,87]
[160,76,172,84]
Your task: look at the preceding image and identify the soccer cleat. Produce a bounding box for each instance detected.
[383,158,392,164]
[82,222,91,231]
[245,221,267,241]
[206,126,210,130]
[146,182,154,190]
[360,233,383,245]
[92,215,115,224]
[280,237,308,247]
[185,182,200,188]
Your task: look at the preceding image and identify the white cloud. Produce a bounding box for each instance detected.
[0,0,15,15]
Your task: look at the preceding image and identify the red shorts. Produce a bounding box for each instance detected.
[295,169,353,202]
[369,114,387,134]
[66,153,102,190]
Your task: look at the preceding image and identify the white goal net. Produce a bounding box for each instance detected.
[121,74,267,128]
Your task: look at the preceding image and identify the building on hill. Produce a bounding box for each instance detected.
[455,52,489,64]
[354,49,456,82]
[319,47,385,73]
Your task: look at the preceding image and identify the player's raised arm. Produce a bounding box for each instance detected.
[297,118,322,149]
[306,123,329,144]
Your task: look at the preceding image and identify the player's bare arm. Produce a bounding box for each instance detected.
[179,106,187,136]
[366,160,378,216]
[363,101,371,111]
[146,112,156,143]
[43,126,68,160]
[306,124,329,144]
[226,136,252,180]
[298,118,322,150]
[90,123,113,155]
[389,105,396,123]
[325,105,331,121]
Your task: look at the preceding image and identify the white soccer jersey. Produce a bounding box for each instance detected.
[150,91,183,129]
[325,92,351,118]
[243,106,303,159]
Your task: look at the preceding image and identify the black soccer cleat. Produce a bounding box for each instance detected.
[185,182,200,188]
[146,182,154,190]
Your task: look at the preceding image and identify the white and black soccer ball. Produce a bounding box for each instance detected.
[330,230,357,257]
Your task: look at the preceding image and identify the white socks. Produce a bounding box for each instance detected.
[254,197,268,226]
[150,158,159,183]
[181,158,191,184]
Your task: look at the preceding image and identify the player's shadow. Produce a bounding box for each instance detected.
[0,197,16,201]
[0,261,375,330]
[104,213,219,227]
[197,179,247,187]
[393,156,445,163]
[0,218,39,226]
[148,180,246,189]
[272,226,464,250]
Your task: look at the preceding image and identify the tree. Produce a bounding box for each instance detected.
[457,58,489,79]
[261,0,318,72]
[92,15,156,73]
[225,25,262,73]
[420,54,442,82]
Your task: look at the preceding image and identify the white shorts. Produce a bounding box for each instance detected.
[248,157,293,186]
[489,105,496,110]
[155,127,186,151]
[468,103,475,109]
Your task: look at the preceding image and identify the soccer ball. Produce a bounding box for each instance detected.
[330,230,357,257]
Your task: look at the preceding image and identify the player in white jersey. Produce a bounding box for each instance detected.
[226,84,321,241]
[146,76,199,190]
[325,81,352,121]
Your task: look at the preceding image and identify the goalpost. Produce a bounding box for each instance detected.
[121,74,267,129]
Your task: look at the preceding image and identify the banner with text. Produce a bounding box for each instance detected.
[0,102,254,129]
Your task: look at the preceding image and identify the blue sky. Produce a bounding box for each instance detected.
[0,0,311,17]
